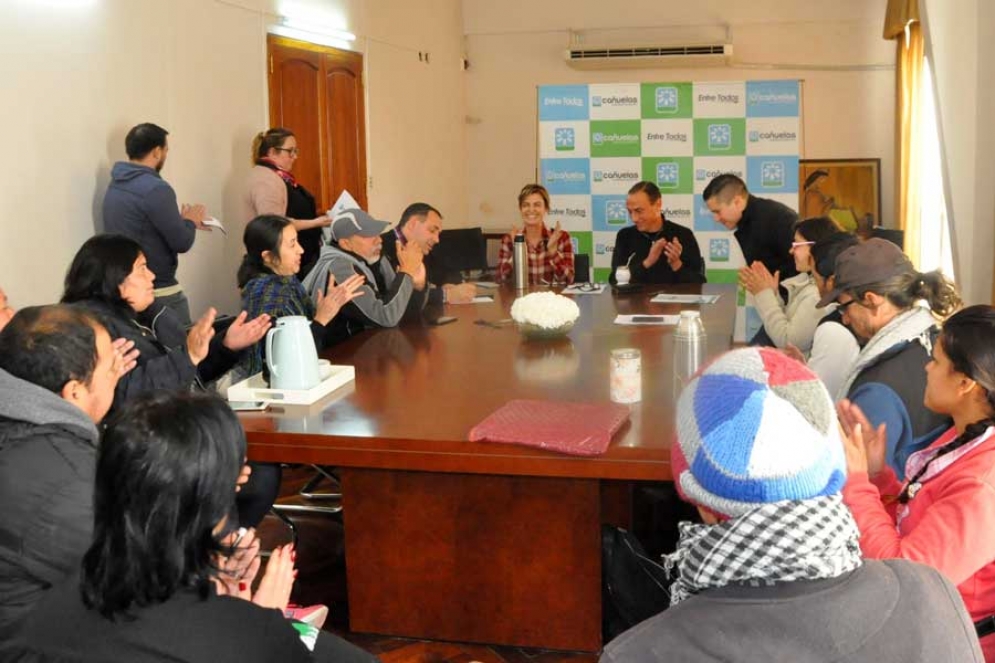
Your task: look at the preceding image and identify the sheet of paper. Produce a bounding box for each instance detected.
[202,216,227,235]
[471,295,495,303]
[614,314,680,326]
[322,190,362,243]
[561,283,607,295]
[473,281,500,289]
[649,293,720,304]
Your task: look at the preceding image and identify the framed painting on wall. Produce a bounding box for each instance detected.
[799,158,882,233]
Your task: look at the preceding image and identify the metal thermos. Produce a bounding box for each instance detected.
[674,310,706,385]
[513,233,527,292]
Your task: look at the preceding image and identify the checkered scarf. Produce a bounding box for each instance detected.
[663,495,862,606]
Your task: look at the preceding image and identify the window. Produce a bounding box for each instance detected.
[918,55,955,278]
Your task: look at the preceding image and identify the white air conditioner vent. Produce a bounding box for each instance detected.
[564,43,732,70]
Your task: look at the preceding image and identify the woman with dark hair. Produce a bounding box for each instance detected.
[62,234,270,408]
[818,238,961,471]
[783,231,861,396]
[242,128,330,278]
[236,215,364,379]
[496,183,574,284]
[2,392,377,662]
[61,234,275,527]
[841,305,995,661]
[740,215,840,352]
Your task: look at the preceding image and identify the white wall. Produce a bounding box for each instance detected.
[914,0,993,305]
[0,0,466,315]
[462,0,896,232]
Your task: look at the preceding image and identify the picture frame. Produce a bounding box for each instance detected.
[799,158,882,234]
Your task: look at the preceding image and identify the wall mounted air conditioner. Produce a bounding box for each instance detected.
[564,44,733,70]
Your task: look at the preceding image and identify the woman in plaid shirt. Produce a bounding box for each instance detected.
[497,184,575,285]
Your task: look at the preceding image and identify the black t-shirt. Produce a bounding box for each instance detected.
[2,580,311,663]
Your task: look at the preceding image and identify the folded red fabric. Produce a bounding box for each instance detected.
[469,399,630,456]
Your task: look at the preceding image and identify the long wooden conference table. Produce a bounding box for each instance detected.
[242,283,736,652]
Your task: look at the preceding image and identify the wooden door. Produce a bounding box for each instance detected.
[267,35,368,211]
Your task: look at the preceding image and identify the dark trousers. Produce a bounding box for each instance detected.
[236,462,283,528]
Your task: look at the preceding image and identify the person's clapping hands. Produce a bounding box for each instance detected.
[739,261,779,295]
[397,240,427,291]
[314,273,365,326]
[0,287,15,333]
[837,399,888,477]
[223,311,272,352]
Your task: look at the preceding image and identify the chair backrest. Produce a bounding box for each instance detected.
[437,227,488,273]
[870,227,905,250]
[574,253,591,283]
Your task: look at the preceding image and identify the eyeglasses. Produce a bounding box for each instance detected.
[275,147,300,156]
[790,240,815,249]
[837,299,858,312]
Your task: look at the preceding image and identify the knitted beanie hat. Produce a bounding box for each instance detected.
[672,347,846,518]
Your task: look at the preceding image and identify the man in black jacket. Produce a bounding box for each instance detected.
[610,181,705,285]
[0,306,127,640]
[380,203,478,305]
[703,173,798,282]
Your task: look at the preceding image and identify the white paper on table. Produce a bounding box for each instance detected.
[473,282,499,289]
[649,293,720,304]
[202,216,227,235]
[322,190,362,243]
[471,295,494,303]
[561,283,607,295]
[614,314,680,326]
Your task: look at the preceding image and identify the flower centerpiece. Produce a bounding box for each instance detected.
[510,292,580,339]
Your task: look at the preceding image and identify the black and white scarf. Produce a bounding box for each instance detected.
[663,495,862,606]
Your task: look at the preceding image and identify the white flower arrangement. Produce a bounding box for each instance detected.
[510,292,580,330]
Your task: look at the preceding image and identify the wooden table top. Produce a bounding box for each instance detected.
[243,283,737,481]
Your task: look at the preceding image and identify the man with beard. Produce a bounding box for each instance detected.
[303,208,427,344]
[102,123,209,326]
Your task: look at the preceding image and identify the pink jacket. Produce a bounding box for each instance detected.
[844,425,995,660]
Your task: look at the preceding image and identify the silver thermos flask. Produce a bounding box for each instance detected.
[513,233,527,293]
[674,310,706,388]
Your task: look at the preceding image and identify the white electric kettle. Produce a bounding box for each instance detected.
[265,316,320,390]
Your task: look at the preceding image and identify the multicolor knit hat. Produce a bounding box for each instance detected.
[672,347,846,518]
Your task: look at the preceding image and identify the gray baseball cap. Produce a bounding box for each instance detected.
[816,238,914,308]
[329,208,390,241]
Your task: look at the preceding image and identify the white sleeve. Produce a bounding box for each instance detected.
[808,321,860,397]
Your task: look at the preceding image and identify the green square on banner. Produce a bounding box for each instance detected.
[593,267,612,283]
[590,120,642,157]
[569,231,593,264]
[706,269,739,286]
[640,83,692,119]
[642,157,693,194]
[693,118,746,156]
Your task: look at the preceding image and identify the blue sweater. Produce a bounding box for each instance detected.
[102,162,196,288]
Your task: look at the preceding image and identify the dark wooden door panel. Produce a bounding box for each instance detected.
[267,36,367,213]
[324,53,368,209]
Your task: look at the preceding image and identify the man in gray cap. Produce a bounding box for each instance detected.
[303,208,427,343]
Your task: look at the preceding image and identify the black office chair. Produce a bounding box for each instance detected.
[437,227,488,278]
[871,227,905,250]
[574,253,591,283]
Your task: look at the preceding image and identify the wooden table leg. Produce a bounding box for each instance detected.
[341,468,602,652]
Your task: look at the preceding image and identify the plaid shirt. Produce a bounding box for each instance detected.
[239,273,315,375]
[497,225,575,285]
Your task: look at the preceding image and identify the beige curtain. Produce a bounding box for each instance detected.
[884,0,923,267]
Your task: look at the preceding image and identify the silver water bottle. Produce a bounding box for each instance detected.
[513,233,527,293]
[674,310,706,387]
